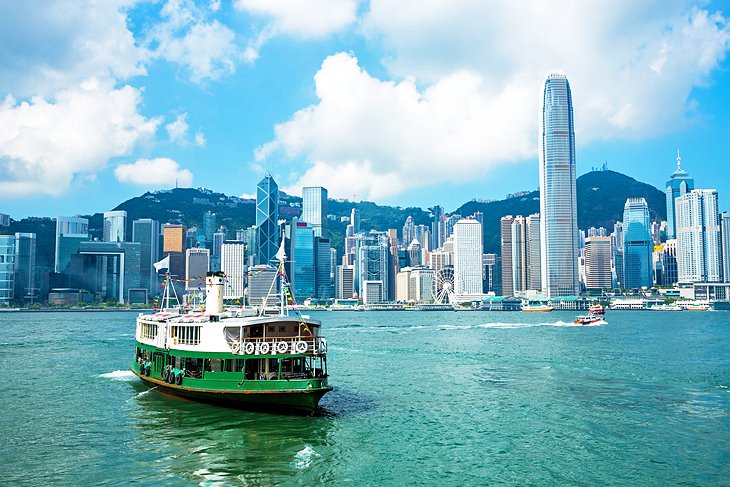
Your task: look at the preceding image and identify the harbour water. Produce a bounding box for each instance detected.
[1,310,729,485]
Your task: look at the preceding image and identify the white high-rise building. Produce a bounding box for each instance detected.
[453,219,483,296]
[526,214,541,291]
[221,241,246,299]
[676,189,721,283]
[539,72,579,297]
[103,210,127,242]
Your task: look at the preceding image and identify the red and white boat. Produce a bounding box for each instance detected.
[588,304,605,315]
[574,314,606,326]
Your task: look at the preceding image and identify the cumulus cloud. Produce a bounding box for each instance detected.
[0,0,145,97]
[235,0,357,62]
[147,0,238,82]
[259,2,730,200]
[0,79,161,197]
[194,132,207,147]
[115,157,193,187]
[166,113,189,142]
[259,52,535,200]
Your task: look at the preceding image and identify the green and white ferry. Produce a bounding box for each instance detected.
[131,267,332,414]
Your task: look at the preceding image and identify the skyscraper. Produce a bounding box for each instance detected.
[402,216,415,247]
[185,248,210,291]
[355,233,389,301]
[430,205,444,249]
[287,219,315,300]
[584,236,612,290]
[511,216,527,294]
[256,174,279,265]
[539,72,579,297]
[220,241,246,299]
[665,150,695,239]
[302,186,328,238]
[103,210,127,242]
[526,213,542,290]
[622,198,653,289]
[453,219,483,296]
[203,211,216,247]
[500,216,515,295]
[162,223,187,281]
[14,232,37,304]
[346,208,360,237]
[132,218,160,295]
[722,212,730,283]
[675,189,721,283]
[315,237,333,299]
[55,216,89,273]
[0,235,15,306]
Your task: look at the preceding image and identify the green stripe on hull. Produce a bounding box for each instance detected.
[133,370,331,413]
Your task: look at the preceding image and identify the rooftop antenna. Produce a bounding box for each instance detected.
[676,148,681,170]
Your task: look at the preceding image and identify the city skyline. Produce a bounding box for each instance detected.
[1,1,730,219]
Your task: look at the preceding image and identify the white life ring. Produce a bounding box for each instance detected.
[276,341,289,354]
[294,341,308,354]
[319,337,327,353]
[231,342,240,353]
[244,342,255,355]
[259,342,271,355]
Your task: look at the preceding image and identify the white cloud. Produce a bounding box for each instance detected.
[147,0,238,82]
[115,157,193,186]
[235,0,357,62]
[259,2,730,200]
[0,0,146,97]
[258,52,535,200]
[194,132,207,147]
[0,79,161,197]
[166,113,189,142]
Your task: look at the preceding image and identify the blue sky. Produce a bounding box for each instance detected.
[1,0,729,219]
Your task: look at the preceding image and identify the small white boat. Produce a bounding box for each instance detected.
[650,304,682,311]
[521,304,553,312]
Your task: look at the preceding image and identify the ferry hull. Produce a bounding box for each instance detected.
[133,369,332,414]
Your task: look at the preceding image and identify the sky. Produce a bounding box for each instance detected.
[1,0,730,219]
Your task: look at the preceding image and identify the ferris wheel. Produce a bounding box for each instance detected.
[432,267,455,304]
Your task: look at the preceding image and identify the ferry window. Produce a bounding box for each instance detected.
[268,326,275,333]
[279,326,286,333]
[208,359,223,372]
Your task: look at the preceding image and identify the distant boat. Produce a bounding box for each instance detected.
[588,304,605,315]
[574,314,606,326]
[521,304,553,312]
[683,303,711,311]
[649,304,682,311]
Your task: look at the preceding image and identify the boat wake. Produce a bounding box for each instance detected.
[438,321,603,331]
[99,370,136,381]
[291,445,319,470]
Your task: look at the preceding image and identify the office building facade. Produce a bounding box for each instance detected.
[14,232,37,304]
[55,217,89,273]
[584,236,612,290]
[302,186,328,238]
[676,189,721,283]
[256,174,279,265]
[539,72,579,297]
[221,241,246,299]
[0,235,15,306]
[622,198,653,289]
[185,248,210,291]
[453,219,483,296]
[132,218,160,295]
[665,151,695,239]
[103,210,127,242]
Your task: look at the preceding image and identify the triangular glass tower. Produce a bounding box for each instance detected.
[256,174,279,265]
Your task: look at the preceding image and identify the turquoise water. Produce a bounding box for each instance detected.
[1,310,728,486]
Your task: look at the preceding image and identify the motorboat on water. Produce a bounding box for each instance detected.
[573,314,606,326]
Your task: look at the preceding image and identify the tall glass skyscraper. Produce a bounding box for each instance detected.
[132,218,160,295]
[301,186,328,238]
[665,150,694,239]
[622,198,653,289]
[14,232,37,303]
[256,174,279,265]
[539,72,579,297]
[287,219,315,300]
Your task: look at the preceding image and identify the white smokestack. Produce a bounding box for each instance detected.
[205,272,224,315]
